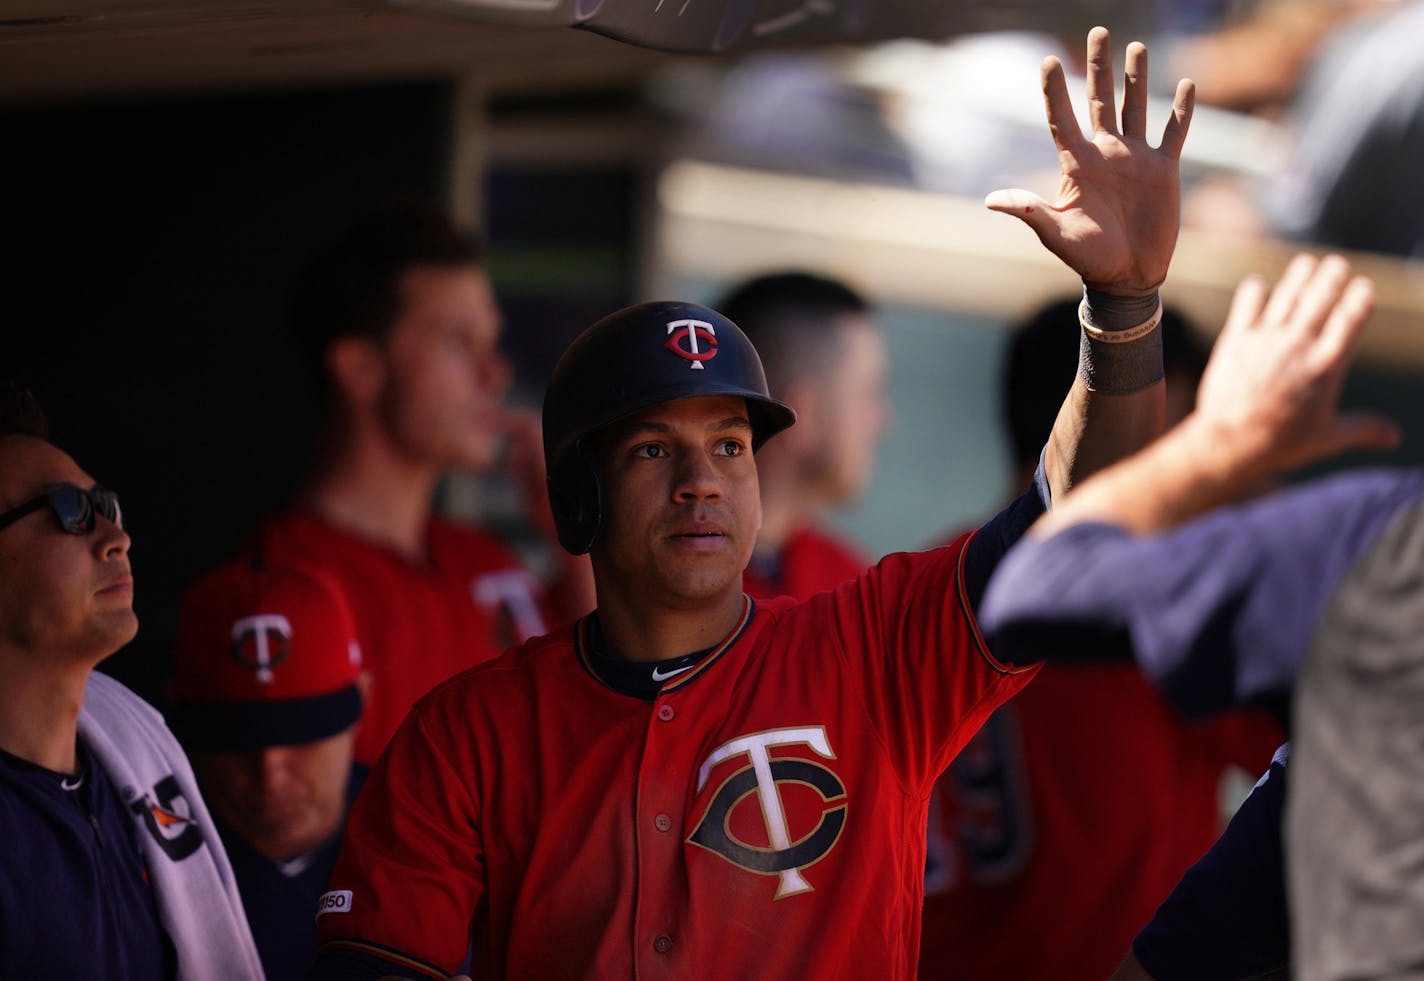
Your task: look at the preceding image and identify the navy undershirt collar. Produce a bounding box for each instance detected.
[584,614,714,702]
[0,740,91,796]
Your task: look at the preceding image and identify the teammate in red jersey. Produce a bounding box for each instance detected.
[258,509,546,764]
[719,272,888,600]
[919,301,1282,981]
[252,209,592,764]
[309,27,1196,978]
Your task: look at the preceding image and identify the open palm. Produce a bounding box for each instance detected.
[988,27,1195,296]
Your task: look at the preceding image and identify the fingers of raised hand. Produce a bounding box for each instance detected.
[1221,273,1270,340]
[1312,274,1375,378]
[1085,26,1118,136]
[1258,253,1320,328]
[1159,78,1196,158]
[1041,56,1083,152]
[1205,257,1388,468]
[1290,254,1354,339]
[1121,41,1149,139]
[1317,275,1394,454]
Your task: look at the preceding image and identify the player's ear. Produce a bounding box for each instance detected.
[327,337,386,409]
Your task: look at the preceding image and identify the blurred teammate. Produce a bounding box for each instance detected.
[720,272,888,600]
[0,385,262,979]
[173,557,369,981]
[919,301,1281,981]
[980,252,1403,981]
[257,209,589,765]
[308,27,1198,979]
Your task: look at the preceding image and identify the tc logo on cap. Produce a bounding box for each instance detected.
[665,319,718,370]
[230,613,293,683]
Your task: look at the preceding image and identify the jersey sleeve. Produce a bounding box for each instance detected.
[822,533,1039,792]
[313,695,484,979]
[980,469,1424,717]
[961,482,1048,612]
[1132,745,1292,981]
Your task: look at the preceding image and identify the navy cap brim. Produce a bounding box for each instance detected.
[171,684,363,753]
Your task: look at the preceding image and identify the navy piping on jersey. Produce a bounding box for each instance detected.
[317,939,446,980]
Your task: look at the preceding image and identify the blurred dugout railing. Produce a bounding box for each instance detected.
[652,159,1424,367]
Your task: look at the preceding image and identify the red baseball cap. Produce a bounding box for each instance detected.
[171,557,364,751]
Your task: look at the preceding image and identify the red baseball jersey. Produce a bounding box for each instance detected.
[919,661,1282,981]
[742,523,869,601]
[316,534,1038,979]
[259,508,548,765]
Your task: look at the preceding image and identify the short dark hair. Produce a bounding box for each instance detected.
[289,208,484,391]
[0,381,50,441]
[717,272,870,392]
[1003,299,1210,469]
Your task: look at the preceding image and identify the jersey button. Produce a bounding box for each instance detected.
[656,704,676,722]
[653,934,674,954]
[654,813,672,832]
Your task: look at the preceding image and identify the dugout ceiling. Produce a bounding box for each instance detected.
[0,0,1141,104]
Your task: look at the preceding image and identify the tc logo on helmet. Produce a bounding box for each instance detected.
[665,319,718,369]
[230,613,292,683]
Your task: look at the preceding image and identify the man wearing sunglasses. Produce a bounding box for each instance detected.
[0,386,263,979]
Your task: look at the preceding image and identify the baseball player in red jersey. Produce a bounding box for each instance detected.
[718,273,887,601]
[249,210,592,764]
[259,509,546,764]
[309,28,1196,979]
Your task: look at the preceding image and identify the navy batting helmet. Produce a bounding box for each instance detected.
[542,300,796,555]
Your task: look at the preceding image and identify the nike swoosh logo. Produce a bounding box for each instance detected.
[651,664,695,682]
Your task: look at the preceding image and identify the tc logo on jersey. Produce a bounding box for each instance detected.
[687,726,847,899]
[128,775,204,861]
[230,613,292,683]
[665,318,718,369]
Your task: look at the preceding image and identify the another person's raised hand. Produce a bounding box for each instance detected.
[987,26,1195,296]
[1028,253,1398,537]
[1192,252,1398,476]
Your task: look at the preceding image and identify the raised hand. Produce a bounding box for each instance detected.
[1193,253,1398,474]
[1029,253,1397,538]
[987,26,1195,296]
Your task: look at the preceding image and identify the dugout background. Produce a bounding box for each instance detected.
[3,19,1422,707]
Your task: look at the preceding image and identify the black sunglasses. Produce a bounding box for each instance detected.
[0,485,123,536]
